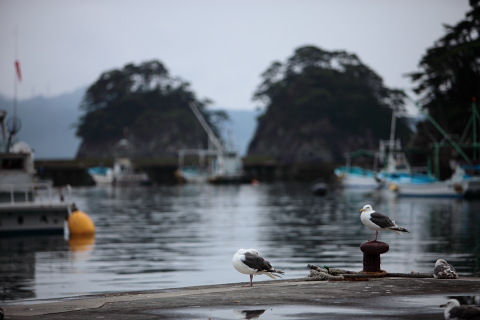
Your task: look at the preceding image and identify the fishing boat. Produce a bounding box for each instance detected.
[178,149,248,184]
[387,164,467,198]
[88,137,151,186]
[459,164,480,198]
[334,149,384,189]
[0,111,75,235]
[88,157,151,186]
[334,166,383,189]
[378,138,437,185]
[385,96,480,198]
[177,103,249,184]
[207,152,250,184]
[389,180,465,198]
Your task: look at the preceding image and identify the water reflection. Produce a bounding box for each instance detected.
[233,309,266,319]
[0,235,66,300]
[1,183,479,301]
[154,305,374,319]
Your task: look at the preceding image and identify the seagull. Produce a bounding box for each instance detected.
[359,204,409,241]
[434,259,459,279]
[440,299,480,320]
[232,248,284,287]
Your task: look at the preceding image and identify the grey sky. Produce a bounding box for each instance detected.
[0,0,471,111]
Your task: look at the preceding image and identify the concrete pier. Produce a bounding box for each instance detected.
[3,277,480,319]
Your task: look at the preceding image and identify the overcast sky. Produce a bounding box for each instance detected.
[0,0,471,111]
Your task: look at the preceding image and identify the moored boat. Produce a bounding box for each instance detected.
[334,166,383,189]
[177,103,250,184]
[387,180,465,198]
[0,183,74,235]
[0,111,75,235]
[386,165,469,198]
[88,157,151,186]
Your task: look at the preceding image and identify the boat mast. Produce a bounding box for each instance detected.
[387,109,397,171]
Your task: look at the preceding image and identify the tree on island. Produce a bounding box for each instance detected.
[75,60,228,158]
[248,45,412,164]
[408,0,480,173]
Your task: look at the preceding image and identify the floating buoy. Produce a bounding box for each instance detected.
[388,183,398,192]
[68,209,95,236]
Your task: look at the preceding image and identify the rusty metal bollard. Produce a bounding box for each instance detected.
[360,241,389,273]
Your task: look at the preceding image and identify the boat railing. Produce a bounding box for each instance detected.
[0,183,72,205]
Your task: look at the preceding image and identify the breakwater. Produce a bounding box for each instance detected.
[35,157,338,186]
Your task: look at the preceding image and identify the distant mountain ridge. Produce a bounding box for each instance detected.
[0,88,84,159]
[0,89,258,159]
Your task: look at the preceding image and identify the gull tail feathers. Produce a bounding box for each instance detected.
[389,226,409,234]
[271,269,285,278]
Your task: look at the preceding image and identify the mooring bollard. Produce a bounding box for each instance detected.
[360,241,389,273]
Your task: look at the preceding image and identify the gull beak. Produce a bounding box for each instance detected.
[360,209,364,212]
[439,303,446,308]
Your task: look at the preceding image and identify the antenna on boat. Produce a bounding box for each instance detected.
[13,27,20,122]
[6,27,22,152]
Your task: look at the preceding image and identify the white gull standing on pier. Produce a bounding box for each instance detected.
[359,204,409,241]
[232,248,284,287]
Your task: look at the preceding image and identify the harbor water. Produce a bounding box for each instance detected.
[1,182,479,302]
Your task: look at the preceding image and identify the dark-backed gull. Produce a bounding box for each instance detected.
[232,248,284,287]
[440,299,480,320]
[434,259,459,279]
[359,204,409,241]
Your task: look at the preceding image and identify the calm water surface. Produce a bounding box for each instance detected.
[1,183,479,301]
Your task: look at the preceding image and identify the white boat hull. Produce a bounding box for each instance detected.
[0,181,74,235]
[88,159,151,186]
[0,202,70,235]
[390,181,466,198]
[339,175,380,189]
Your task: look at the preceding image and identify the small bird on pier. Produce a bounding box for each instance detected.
[440,299,480,320]
[434,259,458,279]
[232,248,284,287]
[359,204,409,241]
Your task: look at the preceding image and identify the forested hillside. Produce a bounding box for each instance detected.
[75,61,227,158]
[247,45,412,163]
[75,50,412,164]
[408,1,480,157]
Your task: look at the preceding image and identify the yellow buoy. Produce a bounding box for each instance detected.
[68,209,95,236]
[388,183,399,192]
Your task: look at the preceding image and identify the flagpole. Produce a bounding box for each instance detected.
[13,27,18,120]
[13,65,17,120]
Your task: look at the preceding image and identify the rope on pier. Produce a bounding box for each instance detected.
[305,264,434,281]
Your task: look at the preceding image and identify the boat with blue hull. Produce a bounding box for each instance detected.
[334,166,383,190]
